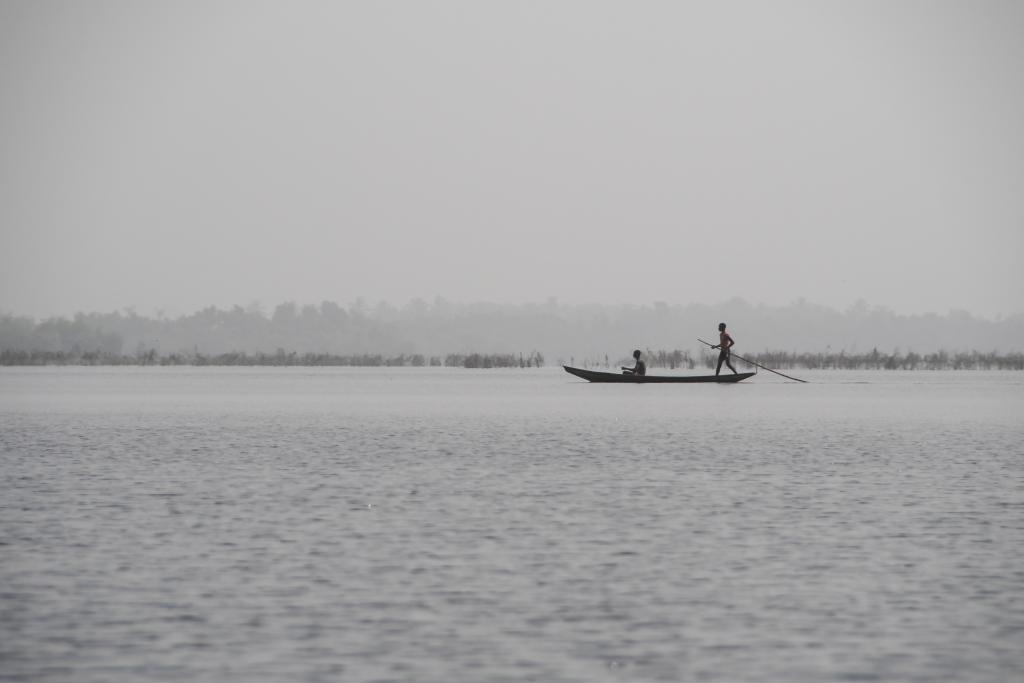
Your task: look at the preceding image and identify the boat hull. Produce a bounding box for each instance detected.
[563,366,754,383]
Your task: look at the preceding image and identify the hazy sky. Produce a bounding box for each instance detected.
[2,1,1022,319]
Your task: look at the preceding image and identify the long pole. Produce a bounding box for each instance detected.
[698,339,808,383]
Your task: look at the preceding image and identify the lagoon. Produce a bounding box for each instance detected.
[1,367,1022,682]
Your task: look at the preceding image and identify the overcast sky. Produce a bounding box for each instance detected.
[2,1,1022,319]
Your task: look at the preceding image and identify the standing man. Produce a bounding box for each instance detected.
[710,322,738,376]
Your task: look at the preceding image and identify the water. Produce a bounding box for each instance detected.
[1,367,1022,682]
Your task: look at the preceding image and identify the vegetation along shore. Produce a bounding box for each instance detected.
[1,348,1020,370]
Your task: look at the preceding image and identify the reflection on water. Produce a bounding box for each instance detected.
[1,368,1022,682]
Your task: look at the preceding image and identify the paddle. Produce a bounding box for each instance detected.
[698,339,808,383]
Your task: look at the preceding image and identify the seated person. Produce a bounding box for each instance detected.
[622,349,646,376]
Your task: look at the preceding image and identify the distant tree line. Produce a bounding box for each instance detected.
[2,345,1019,370]
[2,298,1022,365]
[444,352,544,368]
[737,348,1024,371]
[0,348,544,369]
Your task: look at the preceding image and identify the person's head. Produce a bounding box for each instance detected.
[718,322,726,331]
[633,349,641,359]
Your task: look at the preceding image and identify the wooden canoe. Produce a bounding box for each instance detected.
[563,366,755,383]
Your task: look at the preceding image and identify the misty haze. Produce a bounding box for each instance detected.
[2,2,1023,321]
[2,2,1023,683]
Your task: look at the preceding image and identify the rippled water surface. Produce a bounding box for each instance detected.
[2,367,1022,682]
